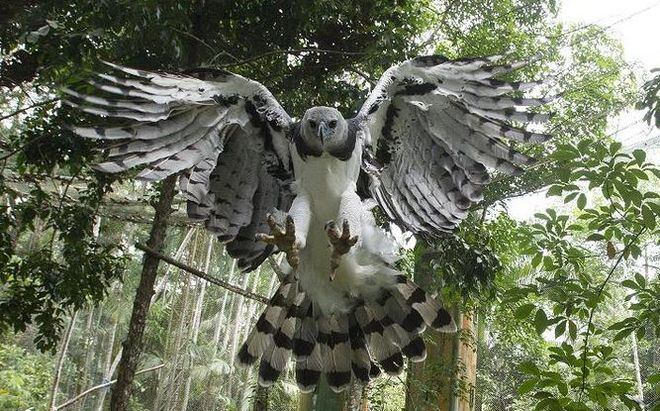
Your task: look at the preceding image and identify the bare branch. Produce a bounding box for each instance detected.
[0,97,59,122]
[53,363,165,410]
[135,243,269,304]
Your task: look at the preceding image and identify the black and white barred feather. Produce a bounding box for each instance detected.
[357,54,553,235]
[237,274,454,393]
[66,61,293,271]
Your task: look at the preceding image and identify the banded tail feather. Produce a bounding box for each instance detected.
[238,273,453,392]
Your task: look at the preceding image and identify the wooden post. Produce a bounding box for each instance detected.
[297,377,347,411]
[405,244,478,411]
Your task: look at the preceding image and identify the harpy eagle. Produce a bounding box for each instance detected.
[66,54,551,392]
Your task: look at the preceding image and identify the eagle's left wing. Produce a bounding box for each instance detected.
[356,55,552,236]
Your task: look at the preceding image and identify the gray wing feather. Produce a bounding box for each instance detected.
[68,62,294,271]
[357,54,553,235]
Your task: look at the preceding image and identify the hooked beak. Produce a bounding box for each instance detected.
[317,121,331,143]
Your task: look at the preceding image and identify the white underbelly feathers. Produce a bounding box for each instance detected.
[291,149,401,315]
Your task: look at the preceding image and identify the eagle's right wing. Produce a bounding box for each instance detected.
[66,63,294,271]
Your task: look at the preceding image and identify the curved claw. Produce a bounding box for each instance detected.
[256,214,300,269]
[325,220,359,280]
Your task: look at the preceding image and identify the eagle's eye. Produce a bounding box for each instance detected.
[309,120,317,128]
[328,120,337,128]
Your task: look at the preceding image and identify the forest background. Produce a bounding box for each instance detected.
[0,0,658,410]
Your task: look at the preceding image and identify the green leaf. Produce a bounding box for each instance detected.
[519,361,540,375]
[648,373,660,384]
[577,193,587,210]
[609,318,635,330]
[632,149,646,164]
[613,328,634,342]
[519,379,537,395]
[564,192,578,203]
[547,185,564,197]
[619,394,642,410]
[515,304,536,319]
[641,204,657,230]
[568,321,577,340]
[621,279,639,289]
[635,273,647,288]
[534,309,548,335]
[585,233,605,241]
[554,320,566,338]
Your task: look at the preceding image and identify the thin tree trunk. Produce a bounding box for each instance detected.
[239,268,262,347]
[154,264,184,411]
[345,382,368,411]
[110,174,177,410]
[49,311,78,411]
[214,259,237,355]
[76,307,96,411]
[151,228,195,410]
[221,291,240,354]
[181,235,213,410]
[228,273,252,370]
[253,384,269,411]
[166,236,196,411]
[202,257,236,409]
[156,227,196,304]
[96,317,119,410]
[632,257,646,409]
[631,333,645,410]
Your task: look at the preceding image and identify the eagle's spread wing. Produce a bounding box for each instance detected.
[357,55,552,235]
[66,63,294,271]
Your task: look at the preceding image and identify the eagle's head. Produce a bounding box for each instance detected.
[300,106,348,154]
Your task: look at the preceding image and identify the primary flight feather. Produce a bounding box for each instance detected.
[67,54,551,392]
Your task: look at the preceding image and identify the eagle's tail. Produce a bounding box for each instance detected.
[237,274,455,393]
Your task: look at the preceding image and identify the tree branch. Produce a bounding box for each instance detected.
[135,243,269,304]
[53,363,165,410]
[579,227,646,396]
[0,97,59,122]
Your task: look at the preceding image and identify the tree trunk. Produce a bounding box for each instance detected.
[75,307,96,411]
[253,384,269,411]
[165,240,196,410]
[156,227,195,304]
[110,174,177,410]
[96,317,119,410]
[49,310,78,411]
[225,272,252,367]
[213,258,236,356]
[345,382,368,411]
[406,311,477,411]
[181,235,213,410]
